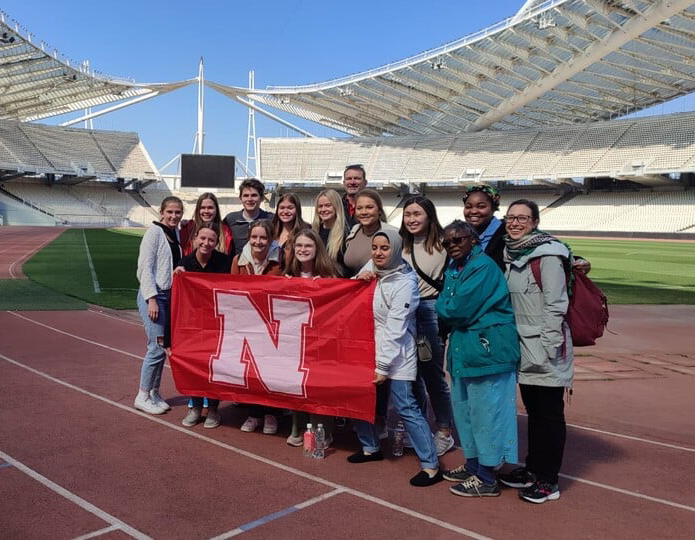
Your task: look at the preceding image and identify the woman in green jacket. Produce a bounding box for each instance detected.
[436,220,520,498]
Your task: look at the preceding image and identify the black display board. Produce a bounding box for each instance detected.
[180,154,235,188]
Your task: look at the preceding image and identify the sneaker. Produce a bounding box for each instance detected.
[450,476,500,497]
[240,416,261,432]
[263,414,278,434]
[286,434,304,447]
[203,409,221,429]
[149,390,171,412]
[134,394,165,415]
[434,431,455,456]
[519,481,560,504]
[443,464,475,483]
[182,407,202,427]
[499,467,536,489]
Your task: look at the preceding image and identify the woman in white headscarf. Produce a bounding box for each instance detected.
[347,228,442,487]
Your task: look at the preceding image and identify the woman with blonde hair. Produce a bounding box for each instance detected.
[312,189,349,274]
[180,192,233,256]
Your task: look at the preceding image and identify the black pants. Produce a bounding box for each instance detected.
[191,397,219,409]
[520,384,566,484]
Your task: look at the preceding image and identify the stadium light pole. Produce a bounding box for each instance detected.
[196,56,205,154]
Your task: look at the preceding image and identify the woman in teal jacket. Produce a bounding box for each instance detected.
[436,220,520,498]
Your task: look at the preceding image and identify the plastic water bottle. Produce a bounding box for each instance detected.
[313,423,326,459]
[303,423,315,458]
[392,421,405,457]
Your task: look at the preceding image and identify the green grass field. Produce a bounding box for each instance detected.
[9,229,695,310]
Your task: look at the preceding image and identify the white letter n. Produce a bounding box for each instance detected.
[211,291,313,396]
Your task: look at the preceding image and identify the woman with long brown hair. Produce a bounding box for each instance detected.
[180,192,233,256]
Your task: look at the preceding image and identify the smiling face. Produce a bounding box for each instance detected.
[198,198,217,223]
[463,191,494,232]
[160,202,183,229]
[316,195,336,224]
[371,234,392,270]
[196,228,218,256]
[240,187,262,215]
[442,228,474,264]
[249,225,270,259]
[277,199,297,225]
[403,202,429,237]
[294,234,317,264]
[343,167,366,197]
[505,203,538,240]
[356,195,380,229]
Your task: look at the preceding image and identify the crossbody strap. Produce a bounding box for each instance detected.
[410,247,445,292]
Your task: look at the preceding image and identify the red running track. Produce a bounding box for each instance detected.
[0,227,694,539]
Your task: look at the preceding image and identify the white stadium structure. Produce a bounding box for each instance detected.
[0,0,694,235]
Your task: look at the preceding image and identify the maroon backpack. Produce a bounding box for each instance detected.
[530,258,609,347]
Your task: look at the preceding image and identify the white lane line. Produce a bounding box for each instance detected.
[7,311,141,360]
[558,472,695,512]
[87,308,142,327]
[9,312,692,454]
[8,234,58,279]
[82,230,101,294]
[0,449,150,540]
[0,352,491,540]
[72,524,119,540]
[209,489,345,540]
[517,413,695,453]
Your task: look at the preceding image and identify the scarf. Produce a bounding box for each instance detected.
[152,221,181,268]
[503,229,556,263]
[478,216,502,251]
[372,229,407,279]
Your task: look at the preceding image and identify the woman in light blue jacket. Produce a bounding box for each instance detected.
[134,196,183,415]
[348,228,442,487]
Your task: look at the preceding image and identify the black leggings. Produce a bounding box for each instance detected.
[520,384,566,484]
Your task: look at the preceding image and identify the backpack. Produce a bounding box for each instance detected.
[530,258,609,347]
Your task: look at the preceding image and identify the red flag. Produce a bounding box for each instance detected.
[170,273,376,422]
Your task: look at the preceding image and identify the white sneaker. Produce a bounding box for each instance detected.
[435,431,455,456]
[241,416,261,432]
[149,390,171,412]
[182,407,202,427]
[134,394,165,415]
[263,414,278,435]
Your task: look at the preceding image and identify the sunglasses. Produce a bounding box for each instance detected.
[441,235,470,248]
[344,164,365,173]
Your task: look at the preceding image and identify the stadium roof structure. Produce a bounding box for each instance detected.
[0,12,194,123]
[208,0,695,136]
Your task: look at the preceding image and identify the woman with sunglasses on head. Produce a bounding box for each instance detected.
[399,196,455,456]
[174,223,232,429]
[231,219,283,435]
[349,229,442,487]
[180,192,233,256]
[271,192,309,269]
[134,196,185,415]
[499,199,574,504]
[312,189,350,276]
[284,229,339,447]
[436,220,520,498]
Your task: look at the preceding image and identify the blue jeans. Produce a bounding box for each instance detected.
[137,289,169,392]
[354,379,439,469]
[412,298,453,429]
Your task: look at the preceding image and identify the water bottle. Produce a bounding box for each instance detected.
[303,423,315,458]
[392,421,405,457]
[313,423,326,459]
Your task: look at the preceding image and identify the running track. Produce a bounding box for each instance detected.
[1,227,694,539]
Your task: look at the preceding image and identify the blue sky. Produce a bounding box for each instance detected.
[4,1,694,173]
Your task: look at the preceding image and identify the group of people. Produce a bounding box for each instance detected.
[135,165,578,503]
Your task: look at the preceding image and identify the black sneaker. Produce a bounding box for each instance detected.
[450,475,500,497]
[443,464,475,482]
[519,481,560,504]
[499,467,535,489]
